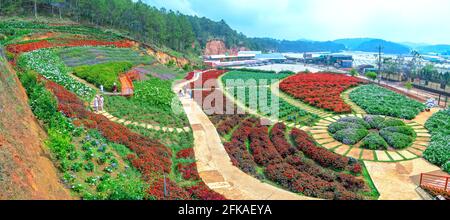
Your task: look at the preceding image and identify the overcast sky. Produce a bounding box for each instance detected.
[142,0,450,44]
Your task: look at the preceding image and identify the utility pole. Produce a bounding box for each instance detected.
[376,45,384,84]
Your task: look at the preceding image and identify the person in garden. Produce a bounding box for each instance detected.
[112,82,118,94]
[99,95,104,111]
[100,84,104,94]
[93,95,99,112]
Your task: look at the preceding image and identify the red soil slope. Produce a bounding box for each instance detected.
[0,52,71,200]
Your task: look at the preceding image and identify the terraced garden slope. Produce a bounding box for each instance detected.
[3,20,224,200]
[350,85,425,120]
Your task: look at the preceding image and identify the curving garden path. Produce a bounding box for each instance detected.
[173,71,316,200]
[341,87,366,114]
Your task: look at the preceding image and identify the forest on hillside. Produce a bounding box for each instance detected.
[0,0,252,54]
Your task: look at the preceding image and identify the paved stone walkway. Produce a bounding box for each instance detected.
[173,71,316,200]
[90,107,191,133]
[310,114,431,162]
[364,159,443,200]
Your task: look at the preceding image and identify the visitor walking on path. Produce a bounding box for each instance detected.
[100,84,104,94]
[93,95,99,112]
[112,82,118,94]
[99,95,104,111]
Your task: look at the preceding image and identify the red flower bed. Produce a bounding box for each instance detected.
[249,125,283,166]
[176,148,195,159]
[216,114,368,199]
[185,71,195,80]
[177,163,200,180]
[265,162,361,200]
[270,123,293,157]
[290,128,351,171]
[279,73,362,113]
[43,78,224,200]
[6,39,133,54]
[190,70,226,89]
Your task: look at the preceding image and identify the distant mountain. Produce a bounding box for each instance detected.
[353,39,410,54]
[249,38,345,53]
[333,38,377,50]
[417,44,450,54]
[400,42,430,49]
[333,38,411,54]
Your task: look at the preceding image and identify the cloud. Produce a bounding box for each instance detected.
[142,0,450,44]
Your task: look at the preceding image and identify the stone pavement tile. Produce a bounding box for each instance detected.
[407,148,423,157]
[355,114,363,118]
[316,138,335,144]
[375,151,391,161]
[417,133,431,137]
[117,119,125,123]
[386,151,404,161]
[312,133,332,139]
[184,127,191,132]
[310,126,328,130]
[347,147,362,159]
[361,149,375,161]
[412,144,427,151]
[310,129,328,134]
[154,126,161,131]
[147,124,154,129]
[414,129,429,133]
[110,117,118,122]
[322,141,341,150]
[124,121,131,126]
[398,150,418,160]
[334,145,351,155]
[415,137,430,142]
[414,141,430,146]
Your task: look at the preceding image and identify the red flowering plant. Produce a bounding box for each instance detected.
[6,39,133,54]
[279,73,362,113]
[42,78,223,200]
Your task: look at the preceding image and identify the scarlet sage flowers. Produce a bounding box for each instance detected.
[280,73,362,113]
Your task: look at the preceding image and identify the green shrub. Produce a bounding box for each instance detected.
[73,61,133,91]
[350,85,425,119]
[363,115,385,129]
[379,118,405,129]
[424,109,450,170]
[328,122,366,134]
[443,161,450,174]
[333,128,368,145]
[379,130,413,149]
[360,133,388,150]
[366,72,377,80]
[381,126,416,137]
[337,117,370,129]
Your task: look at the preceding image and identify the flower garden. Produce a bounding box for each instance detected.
[328,116,416,150]
[210,113,378,200]
[3,19,449,201]
[279,73,363,113]
[221,70,320,126]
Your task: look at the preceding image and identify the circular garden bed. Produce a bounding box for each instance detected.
[328,115,416,150]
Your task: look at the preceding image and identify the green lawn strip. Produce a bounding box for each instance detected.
[360,162,381,200]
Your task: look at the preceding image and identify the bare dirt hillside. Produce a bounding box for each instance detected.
[204,39,249,55]
[0,48,71,200]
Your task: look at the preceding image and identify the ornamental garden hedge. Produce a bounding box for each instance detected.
[328,115,416,150]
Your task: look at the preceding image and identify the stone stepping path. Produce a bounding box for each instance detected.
[309,114,432,162]
[341,87,366,114]
[91,105,191,134]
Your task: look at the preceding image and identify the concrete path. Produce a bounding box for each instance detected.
[173,71,316,200]
[364,159,442,200]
